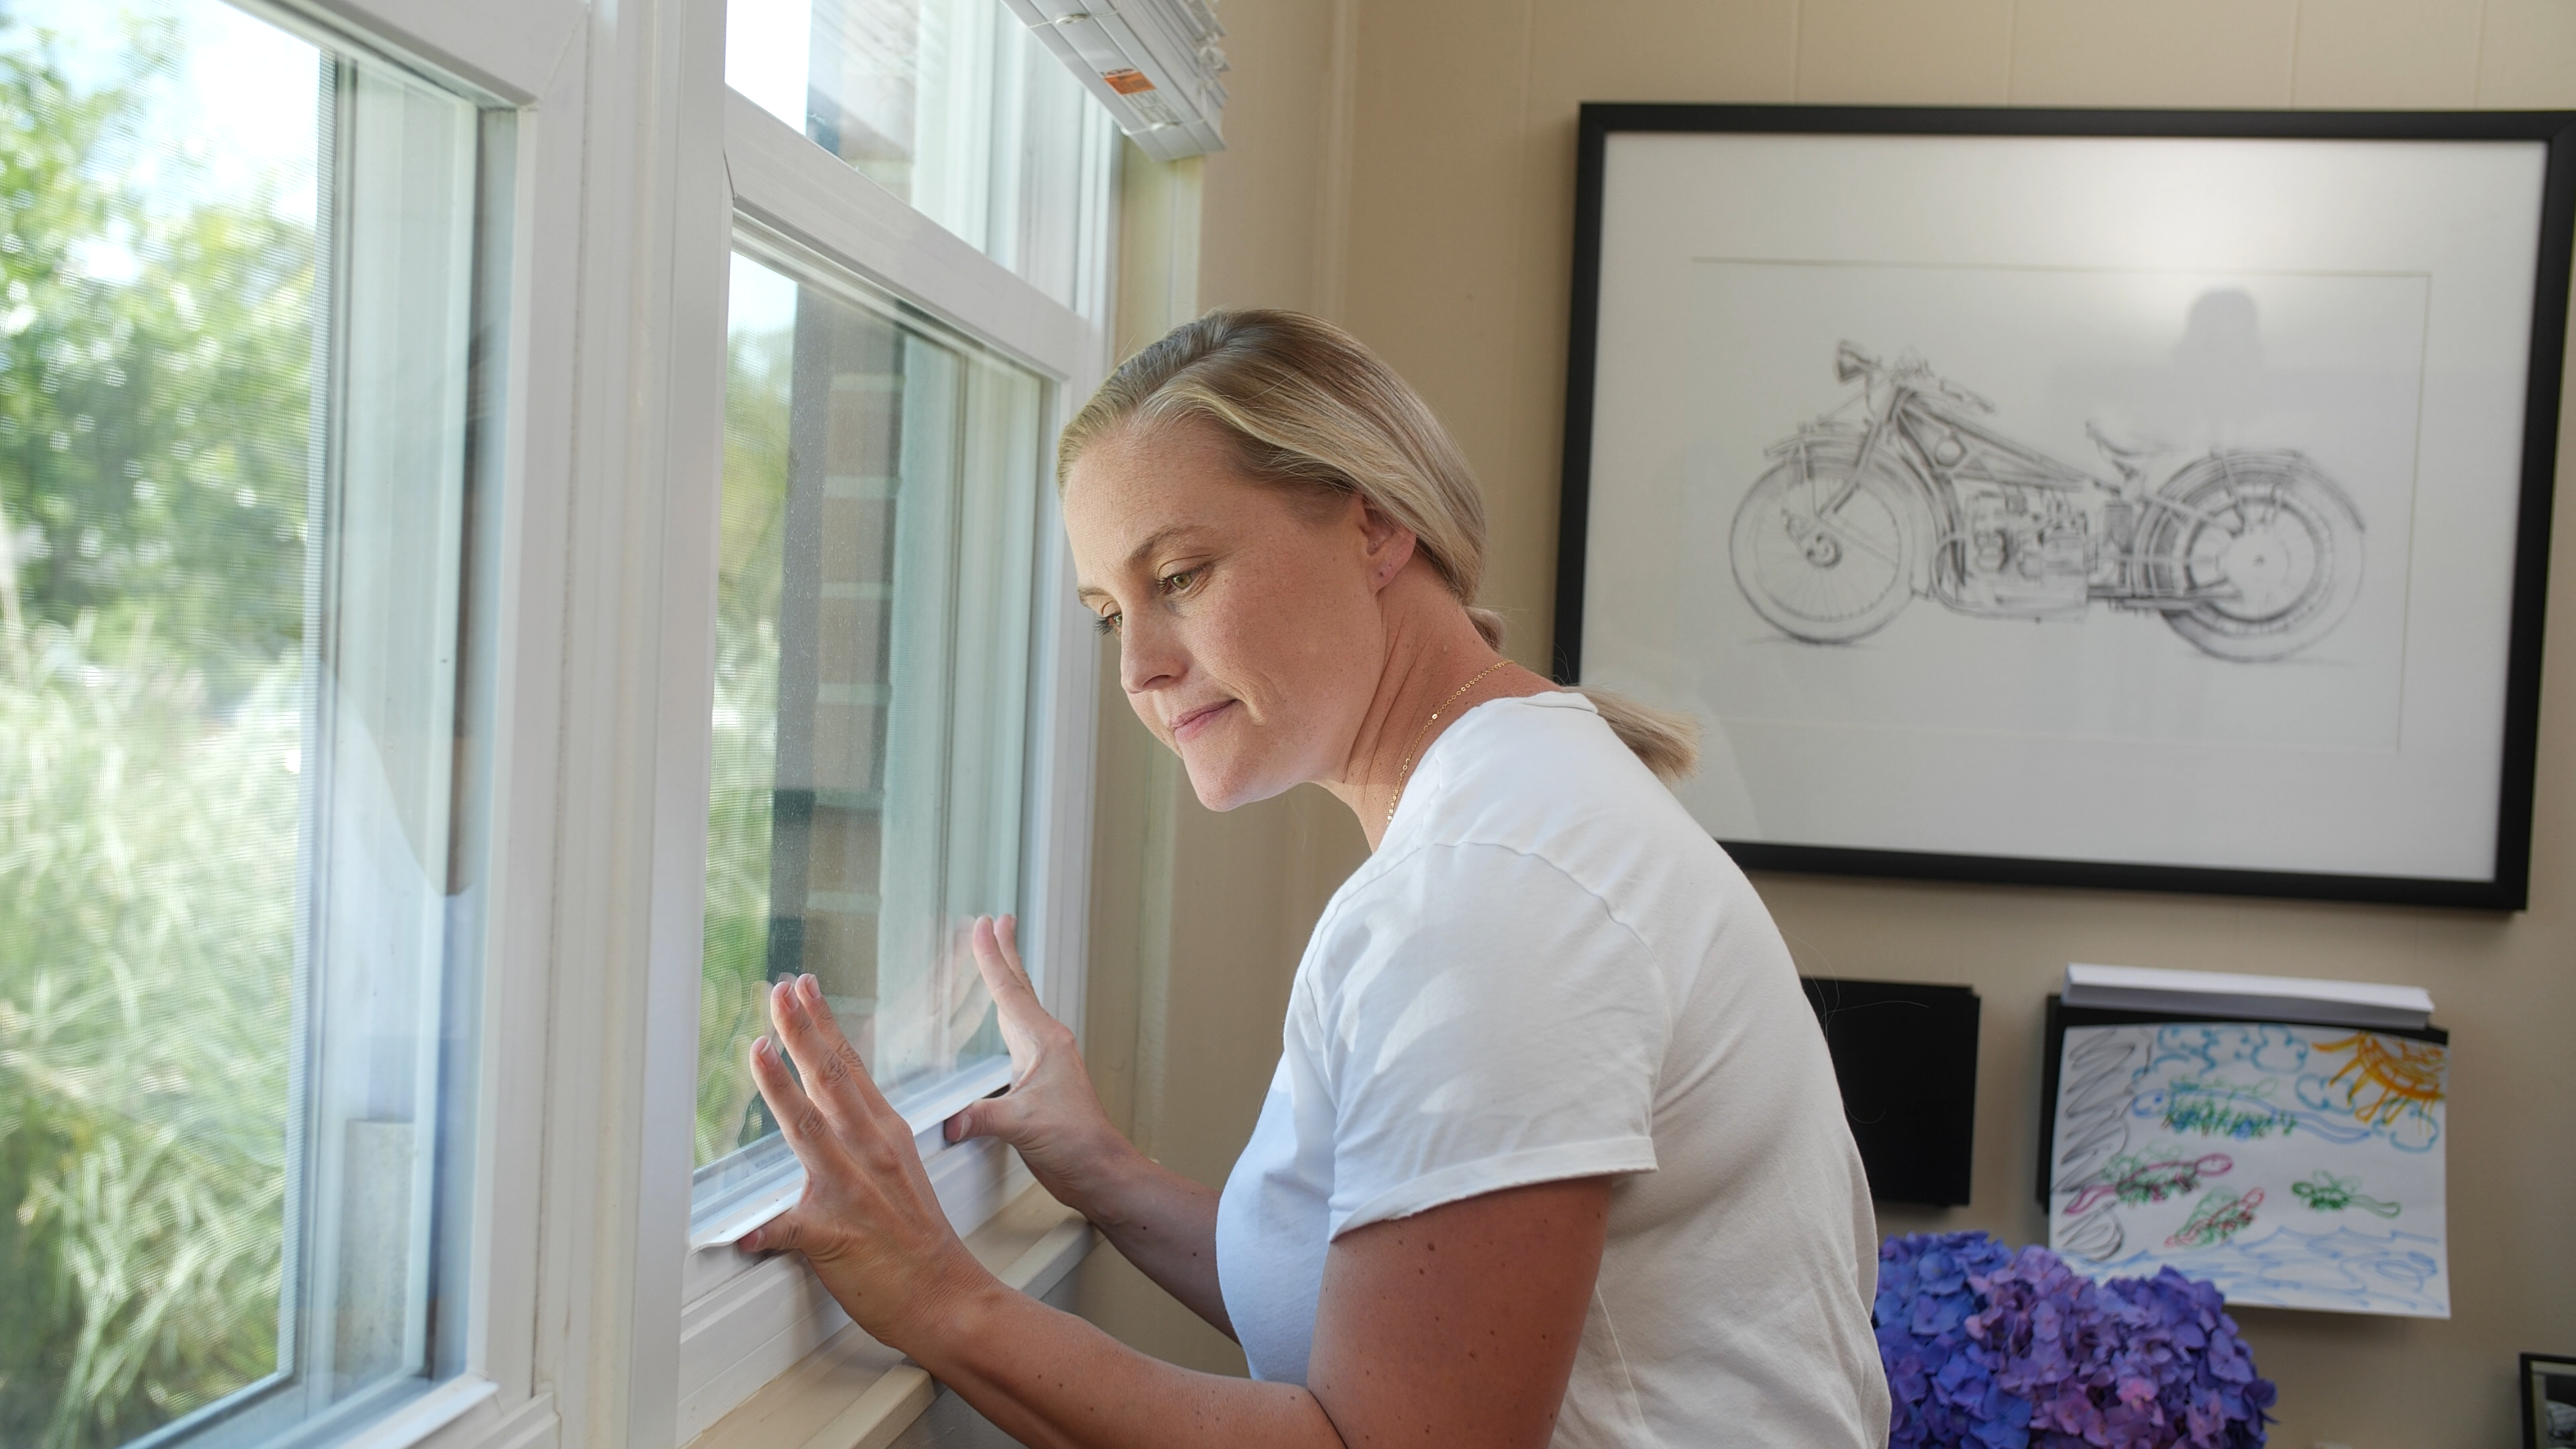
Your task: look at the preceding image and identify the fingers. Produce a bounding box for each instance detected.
[771,975,896,1123]
[971,917,1061,1069]
[970,916,1039,1008]
[943,1090,1018,1145]
[749,1032,823,1142]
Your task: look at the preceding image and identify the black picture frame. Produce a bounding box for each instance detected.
[2526,1353,2576,1449]
[1554,104,2576,910]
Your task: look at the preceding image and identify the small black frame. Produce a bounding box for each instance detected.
[1554,103,2576,910]
[1802,977,1981,1207]
[2525,1352,2576,1449]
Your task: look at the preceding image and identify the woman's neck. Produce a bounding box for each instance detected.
[1320,570,1552,849]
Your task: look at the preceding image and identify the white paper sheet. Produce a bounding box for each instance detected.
[2046,1020,2448,1318]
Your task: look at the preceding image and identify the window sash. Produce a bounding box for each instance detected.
[720,0,1119,319]
[234,7,581,1449]
[645,66,1109,1441]
[688,226,1045,1248]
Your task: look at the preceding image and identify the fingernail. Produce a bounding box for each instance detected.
[800,973,820,1002]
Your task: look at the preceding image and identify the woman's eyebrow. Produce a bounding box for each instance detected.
[1075,525,1212,605]
[1122,524,1201,571]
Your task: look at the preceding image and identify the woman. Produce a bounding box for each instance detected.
[739,311,1889,1447]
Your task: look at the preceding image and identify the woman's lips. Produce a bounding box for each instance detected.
[1171,699,1236,743]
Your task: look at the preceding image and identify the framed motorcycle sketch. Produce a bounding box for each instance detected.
[1556,105,2576,908]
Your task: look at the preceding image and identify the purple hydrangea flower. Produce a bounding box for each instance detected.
[1875,1233,2275,1449]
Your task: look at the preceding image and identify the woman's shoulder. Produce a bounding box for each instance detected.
[1308,692,1748,979]
[1397,690,1721,881]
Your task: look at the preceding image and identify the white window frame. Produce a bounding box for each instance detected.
[76,3,1111,1448]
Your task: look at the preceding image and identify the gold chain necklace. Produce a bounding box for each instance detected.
[1384,657,1511,826]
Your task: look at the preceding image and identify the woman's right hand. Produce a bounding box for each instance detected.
[944,916,1135,1216]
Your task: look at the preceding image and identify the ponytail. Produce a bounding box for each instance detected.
[1574,688,1701,783]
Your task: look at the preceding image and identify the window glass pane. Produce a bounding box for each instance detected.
[696,244,1041,1213]
[724,0,1114,317]
[0,3,502,1446]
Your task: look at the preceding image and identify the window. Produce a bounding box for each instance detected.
[5,0,1110,1442]
[723,0,1117,317]
[0,3,508,1448]
[654,1,1113,1434]
[691,232,1047,1241]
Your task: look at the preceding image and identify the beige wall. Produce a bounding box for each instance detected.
[1075,1,2576,1442]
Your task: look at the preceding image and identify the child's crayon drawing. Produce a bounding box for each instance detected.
[2048,1020,2447,1318]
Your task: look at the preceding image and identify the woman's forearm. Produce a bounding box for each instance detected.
[912,1277,1338,1449]
[1058,1142,1233,1335]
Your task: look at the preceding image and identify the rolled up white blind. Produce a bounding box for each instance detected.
[1002,0,1228,160]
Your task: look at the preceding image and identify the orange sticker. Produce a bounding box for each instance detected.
[1101,68,1156,95]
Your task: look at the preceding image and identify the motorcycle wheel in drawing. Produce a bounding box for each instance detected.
[2140,453,2365,662]
[1729,443,1921,643]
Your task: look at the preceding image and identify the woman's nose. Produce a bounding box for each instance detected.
[1117,613,1184,697]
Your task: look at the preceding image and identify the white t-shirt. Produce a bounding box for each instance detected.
[1212,692,1889,1446]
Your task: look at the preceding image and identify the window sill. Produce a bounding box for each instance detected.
[682,1183,1094,1449]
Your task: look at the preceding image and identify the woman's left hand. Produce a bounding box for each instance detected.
[738,973,994,1348]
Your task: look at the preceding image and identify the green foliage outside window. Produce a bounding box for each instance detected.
[0,17,319,1448]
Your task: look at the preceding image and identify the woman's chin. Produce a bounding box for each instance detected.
[1178,750,1297,814]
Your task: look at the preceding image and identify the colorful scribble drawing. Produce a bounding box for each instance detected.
[2051,1021,2448,1318]
[2150,1077,2299,1140]
[2167,1187,2265,1248]
[2289,1170,2401,1218]
[2302,1033,2445,1151]
[2061,1146,2235,1216]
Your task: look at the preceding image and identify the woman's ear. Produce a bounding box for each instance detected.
[1355,496,1419,591]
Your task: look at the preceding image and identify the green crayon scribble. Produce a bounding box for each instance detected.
[2290,1170,2400,1218]
[2167,1187,2265,1248]
[2162,1078,2297,1140]
[2063,1146,2233,1216]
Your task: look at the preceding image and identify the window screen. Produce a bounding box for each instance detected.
[693,239,1044,1228]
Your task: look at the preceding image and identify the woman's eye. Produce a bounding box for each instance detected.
[1094,612,1122,636]
[1157,568,1198,597]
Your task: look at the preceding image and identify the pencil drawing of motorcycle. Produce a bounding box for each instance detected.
[1731,343,2365,661]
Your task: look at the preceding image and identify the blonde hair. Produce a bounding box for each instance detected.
[1060,309,1699,782]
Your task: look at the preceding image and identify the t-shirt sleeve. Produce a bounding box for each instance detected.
[1309,842,1668,1238]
